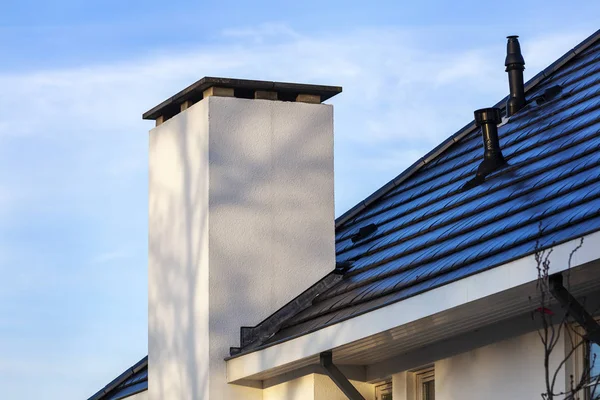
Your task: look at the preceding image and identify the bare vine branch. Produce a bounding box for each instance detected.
[532,230,594,400]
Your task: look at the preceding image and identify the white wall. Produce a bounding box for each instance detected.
[149,95,335,400]
[264,374,315,400]
[314,374,375,400]
[148,99,211,400]
[392,330,566,400]
[436,330,565,400]
[263,373,374,400]
[124,390,149,400]
[392,371,414,400]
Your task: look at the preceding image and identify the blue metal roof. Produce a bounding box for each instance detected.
[256,30,600,346]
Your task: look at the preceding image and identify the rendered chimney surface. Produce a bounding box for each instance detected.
[143,76,342,126]
[147,77,340,400]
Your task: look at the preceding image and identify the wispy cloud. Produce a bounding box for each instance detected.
[1,25,588,212]
[221,22,303,42]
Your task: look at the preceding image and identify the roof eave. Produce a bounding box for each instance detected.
[226,232,600,381]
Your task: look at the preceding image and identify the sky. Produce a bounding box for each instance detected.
[0,1,598,398]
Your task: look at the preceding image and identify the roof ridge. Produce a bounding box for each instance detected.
[334,28,600,229]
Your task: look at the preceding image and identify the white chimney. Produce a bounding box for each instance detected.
[146,77,340,400]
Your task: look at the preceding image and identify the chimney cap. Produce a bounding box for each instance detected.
[142,76,343,121]
[474,107,502,126]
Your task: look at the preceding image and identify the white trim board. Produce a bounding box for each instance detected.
[227,230,600,383]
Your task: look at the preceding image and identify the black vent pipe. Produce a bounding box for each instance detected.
[474,107,505,179]
[505,35,526,117]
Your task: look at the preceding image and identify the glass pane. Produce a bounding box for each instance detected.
[422,380,435,400]
[591,343,600,399]
[592,343,600,378]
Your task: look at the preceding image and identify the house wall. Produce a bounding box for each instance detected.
[313,374,375,400]
[263,373,375,400]
[124,390,149,400]
[392,330,566,400]
[148,95,335,400]
[264,374,315,400]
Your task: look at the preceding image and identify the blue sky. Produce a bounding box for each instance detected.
[0,1,598,398]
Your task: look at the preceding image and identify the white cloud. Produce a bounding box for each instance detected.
[0,26,591,221]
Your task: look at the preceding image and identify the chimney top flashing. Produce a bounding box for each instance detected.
[142,76,342,122]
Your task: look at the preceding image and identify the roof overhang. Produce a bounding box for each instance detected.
[227,230,600,384]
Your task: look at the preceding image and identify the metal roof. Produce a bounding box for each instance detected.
[87,357,147,400]
[231,28,600,355]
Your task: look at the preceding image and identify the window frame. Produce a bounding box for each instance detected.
[415,367,435,400]
[375,380,392,400]
[586,340,600,400]
[568,324,600,400]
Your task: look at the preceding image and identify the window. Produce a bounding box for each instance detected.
[415,367,435,400]
[567,325,600,400]
[375,380,392,400]
[588,342,600,399]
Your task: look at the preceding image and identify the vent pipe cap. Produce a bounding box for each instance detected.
[505,35,525,68]
[474,107,502,126]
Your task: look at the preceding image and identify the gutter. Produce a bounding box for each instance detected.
[226,231,600,382]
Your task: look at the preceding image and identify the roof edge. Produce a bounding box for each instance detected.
[226,230,600,374]
[335,28,600,229]
[87,356,148,400]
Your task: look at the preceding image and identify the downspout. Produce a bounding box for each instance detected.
[549,274,600,345]
[320,352,366,400]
